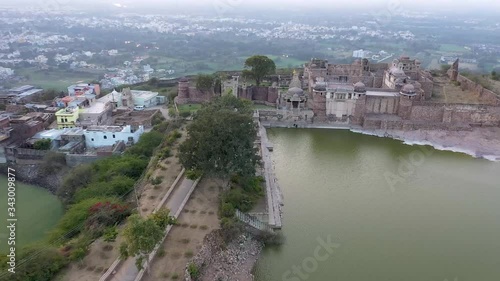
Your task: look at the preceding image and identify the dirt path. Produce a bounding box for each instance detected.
[142,178,221,281]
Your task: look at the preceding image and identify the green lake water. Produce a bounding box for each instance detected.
[254,128,500,281]
[0,175,63,253]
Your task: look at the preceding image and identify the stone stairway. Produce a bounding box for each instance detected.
[235,209,275,234]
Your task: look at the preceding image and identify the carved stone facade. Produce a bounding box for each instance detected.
[177,57,500,129]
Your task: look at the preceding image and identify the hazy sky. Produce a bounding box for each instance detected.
[0,0,498,14]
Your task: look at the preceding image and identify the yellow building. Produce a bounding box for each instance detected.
[55,107,79,129]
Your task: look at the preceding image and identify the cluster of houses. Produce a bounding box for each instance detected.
[0,83,166,165]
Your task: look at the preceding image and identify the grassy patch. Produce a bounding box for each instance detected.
[14,68,99,91]
[439,44,467,53]
[177,104,202,113]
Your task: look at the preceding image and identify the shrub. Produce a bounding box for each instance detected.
[187,263,200,280]
[220,217,242,241]
[125,131,164,158]
[172,130,182,139]
[239,176,264,195]
[57,164,93,204]
[49,197,123,243]
[103,226,118,242]
[150,208,176,229]
[220,203,235,218]
[151,113,166,126]
[223,188,255,212]
[74,175,135,202]
[150,176,164,185]
[93,155,148,181]
[38,152,66,176]
[157,248,166,257]
[179,111,191,118]
[153,122,170,133]
[0,245,67,281]
[159,147,171,160]
[85,201,131,237]
[33,138,51,150]
[70,247,87,262]
[186,169,202,180]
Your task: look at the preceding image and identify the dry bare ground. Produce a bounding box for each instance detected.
[55,127,187,281]
[142,178,221,281]
[432,76,493,104]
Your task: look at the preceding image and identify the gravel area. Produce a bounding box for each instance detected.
[187,230,263,281]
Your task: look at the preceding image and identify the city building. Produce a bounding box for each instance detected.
[127,89,161,108]
[9,85,35,95]
[67,83,101,97]
[13,88,44,103]
[352,49,370,58]
[78,100,112,127]
[83,125,145,148]
[55,106,79,129]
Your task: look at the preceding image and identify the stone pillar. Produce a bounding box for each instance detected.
[397,96,413,120]
[176,78,190,104]
[449,59,459,81]
[443,107,453,123]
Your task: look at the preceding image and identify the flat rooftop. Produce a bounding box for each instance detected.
[17,88,43,97]
[33,128,69,140]
[366,91,400,97]
[63,127,84,136]
[85,125,125,133]
[80,102,108,114]
[131,90,158,100]
[98,92,121,103]
[10,85,34,93]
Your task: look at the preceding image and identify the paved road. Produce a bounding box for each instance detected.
[109,177,194,281]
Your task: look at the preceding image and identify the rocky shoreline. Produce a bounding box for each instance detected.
[0,163,64,193]
[355,127,500,161]
[186,230,263,281]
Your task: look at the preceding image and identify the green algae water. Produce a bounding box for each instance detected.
[254,128,500,281]
[0,175,63,253]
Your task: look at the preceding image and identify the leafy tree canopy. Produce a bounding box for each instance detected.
[242,55,276,86]
[179,95,259,180]
[33,138,51,150]
[120,209,175,270]
[195,73,215,92]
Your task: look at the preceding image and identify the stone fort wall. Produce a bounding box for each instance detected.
[408,102,500,127]
[239,86,278,104]
[456,75,500,106]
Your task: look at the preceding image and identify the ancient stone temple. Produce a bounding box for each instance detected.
[278,70,309,111]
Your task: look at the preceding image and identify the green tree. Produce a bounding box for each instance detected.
[148,77,159,86]
[242,55,276,86]
[179,95,259,180]
[38,152,67,176]
[440,64,451,74]
[0,246,67,281]
[120,209,175,270]
[195,73,215,92]
[57,164,93,204]
[33,139,51,150]
[492,71,498,81]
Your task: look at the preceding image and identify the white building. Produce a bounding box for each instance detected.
[84,125,144,148]
[0,67,14,78]
[352,49,370,58]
